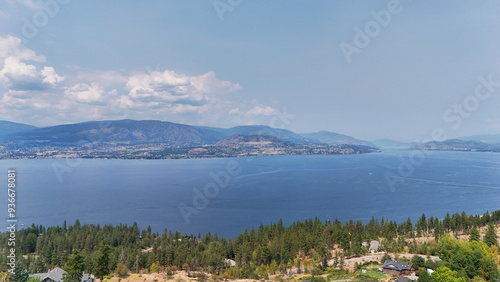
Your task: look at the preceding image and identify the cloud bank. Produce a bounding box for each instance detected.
[0,35,276,126]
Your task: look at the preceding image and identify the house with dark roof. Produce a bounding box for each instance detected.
[382,260,413,276]
[30,267,93,282]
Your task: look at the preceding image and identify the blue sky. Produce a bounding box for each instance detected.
[0,0,499,141]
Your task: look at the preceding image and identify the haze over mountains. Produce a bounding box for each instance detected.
[2,120,226,147]
[416,139,500,152]
[0,119,499,151]
[459,134,500,145]
[196,125,306,143]
[0,119,378,147]
[0,119,384,159]
[372,139,420,149]
[0,120,37,138]
[301,131,375,147]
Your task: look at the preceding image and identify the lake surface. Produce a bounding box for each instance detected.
[1,150,499,238]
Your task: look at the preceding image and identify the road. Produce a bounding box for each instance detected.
[328,252,441,268]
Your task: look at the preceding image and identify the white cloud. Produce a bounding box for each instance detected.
[0,36,62,91]
[166,103,210,114]
[64,82,107,104]
[75,70,127,87]
[0,35,45,62]
[229,108,241,115]
[7,0,41,10]
[0,91,56,112]
[0,57,40,89]
[0,57,63,90]
[41,66,64,87]
[4,89,32,99]
[246,105,276,116]
[125,70,242,107]
[190,71,242,94]
[0,36,250,125]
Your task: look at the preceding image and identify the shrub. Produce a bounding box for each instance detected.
[150,262,159,273]
[380,253,391,264]
[411,255,425,269]
[362,260,379,266]
[115,262,129,278]
[310,266,323,276]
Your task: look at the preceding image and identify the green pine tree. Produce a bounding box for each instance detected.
[469,227,480,242]
[93,243,111,280]
[63,249,85,282]
[10,262,29,282]
[483,224,498,247]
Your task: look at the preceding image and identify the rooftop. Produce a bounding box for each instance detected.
[382,260,413,271]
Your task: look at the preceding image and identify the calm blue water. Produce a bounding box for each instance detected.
[0,151,499,237]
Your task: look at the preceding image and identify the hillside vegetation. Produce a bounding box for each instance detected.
[1,210,499,281]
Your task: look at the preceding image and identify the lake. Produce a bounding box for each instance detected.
[1,150,499,238]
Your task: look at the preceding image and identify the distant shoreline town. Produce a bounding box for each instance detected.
[0,119,499,159]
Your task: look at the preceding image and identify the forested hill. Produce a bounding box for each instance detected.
[1,210,499,281]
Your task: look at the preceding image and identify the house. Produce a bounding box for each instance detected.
[369,240,380,253]
[382,260,413,276]
[30,267,94,282]
[361,240,380,253]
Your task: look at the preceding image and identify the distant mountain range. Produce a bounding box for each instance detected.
[301,131,375,147]
[0,120,37,138]
[0,120,383,159]
[186,134,377,158]
[458,134,500,145]
[3,120,226,147]
[374,135,500,151]
[372,139,420,149]
[416,139,500,152]
[196,125,306,143]
[1,119,499,155]
[0,119,376,148]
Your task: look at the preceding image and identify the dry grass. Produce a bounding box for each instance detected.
[102,272,195,282]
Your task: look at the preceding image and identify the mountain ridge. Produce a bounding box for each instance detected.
[1,119,374,147]
[417,139,500,152]
[458,134,500,144]
[1,119,226,146]
[0,120,37,138]
[300,131,375,147]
